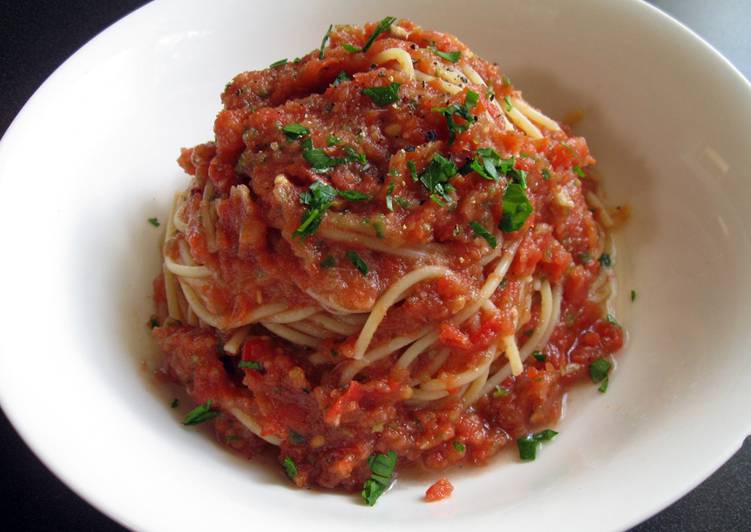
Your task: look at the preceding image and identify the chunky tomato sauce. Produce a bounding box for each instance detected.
[152,18,624,496]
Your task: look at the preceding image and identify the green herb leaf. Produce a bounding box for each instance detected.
[517,429,558,461]
[327,134,341,146]
[589,357,611,383]
[598,376,609,393]
[270,58,288,68]
[282,456,298,479]
[429,44,461,63]
[493,385,509,398]
[332,71,351,86]
[320,255,336,268]
[361,450,397,506]
[342,43,361,53]
[573,165,586,177]
[541,168,551,180]
[416,153,458,203]
[533,429,558,442]
[294,180,337,238]
[338,189,371,201]
[631,289,637,302]
[346,250,368,275]
[372,220,384,239]
[504,95,513,112]
[182,400,220,426]
[289,431,306,444]
[407,160,418,181]
[432,90,479,143]
[385,182,395,212]
[238,360,264,371]
[500,183,533,232]
[468,147,517,182]
[502,75,512,86]
[606,313,621,327]
[301,138,337,172]
[319,24,332,59]
[282,123,310,140]
[452,441,466,453]
[532,351,546,362]
[362,16,397,52]
[148,217,160,227]
[469,221,497,248]
[342,145,367,165]
[362,82,401,106]
[395,196,411,209]
[599,253,612,267]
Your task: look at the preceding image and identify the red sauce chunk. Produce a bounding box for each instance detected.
[425,478,454,502]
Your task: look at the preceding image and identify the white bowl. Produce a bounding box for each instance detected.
[1,0,750,530]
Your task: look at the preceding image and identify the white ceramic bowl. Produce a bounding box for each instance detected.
[1,0,750,530]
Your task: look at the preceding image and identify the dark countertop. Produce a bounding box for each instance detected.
[1,1,749,530]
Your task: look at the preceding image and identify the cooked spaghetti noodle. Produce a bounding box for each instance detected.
[151,17,625,499]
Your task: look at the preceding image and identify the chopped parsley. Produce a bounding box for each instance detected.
[385,182,395,211]
[361,450,397,506]
[327,134,341,146]
[362,82,401,106]
[289,431,306,445]
[415,153,458,204]
[429,44,461,63]
[282,123,310,140]
[344,16,396,54]
[407,160,418,181]
[573,165,586,177]
[269,58,288,68]
[532,351,546,362]
[170,398,179,409]
[320,255,336,268]
[599,253,612,267]
[332,71,351,86]
[301,138,366,172]
[452,441,466,453]
[372,220,384,239]
[432,90,479,143]
[606,313,621,327]
[294,180,337,238]
[598,377,610,393]
[589,357,611,385]
[238,360,264,371]
[338,189,371,201]
[394,196,411,209]
[503,95,513,112]
[517,429,558,461]
[468,147,519,182]
[182,400,220,426]
[541,168,551,180]
[469,221,497,248]
[319,24,332,59]
[346,250,368,275]
[342,145,367,165]
[631,289,637,302]
[147,217,160,227]
[502,75,512,86]
[493,385,509,398]
[500,182,533,232]
[282,457,298,479]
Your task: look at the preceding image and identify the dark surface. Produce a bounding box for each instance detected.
[1,1,749,530]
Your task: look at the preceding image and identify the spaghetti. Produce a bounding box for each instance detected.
[151,17,625,500]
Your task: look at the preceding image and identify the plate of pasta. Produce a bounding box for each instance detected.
[1,0,750,530]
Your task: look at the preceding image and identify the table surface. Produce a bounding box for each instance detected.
[1,1,749,530]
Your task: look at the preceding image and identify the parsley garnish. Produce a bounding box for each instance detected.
[416,153,458,204]
[469,221,497,248]
[502,75,512,86]
[301,139,365,172]
[342,43,361,53]
[343,16,396,54]
[362,82,401,106]
[319,24,332,59]
[395,196,411,209]
[503,95,513,112]
[598,377,610,393]
[589,357,611,384]
[452,441,466,453]
[433,90,479,143]
[320,255,336,268]
[407,160,418,181]
[289,431,306,445]
[361,450,397,506]
[468,148,517,182]
[282,457,298,479]
[372,220,384,239]
[631,289,637,302]
[327,134,341,146]
[429,44,461,63]
[573,165,586,177]
[346,250,368,275]
[332,71,351,86]
[270,58,288,68]
[532,351,546,362]
[294,180,337,238]
[238,360,264,371]
[599,253,612,267]
[338,189,371,201]
[282,123,310,140]
[493,385,509,398]
[500,183,533,232]
[606,313,621,327]
[385,182,395,211]
[541,168,551,180]
[517,429,558,461]
[342,145,367,165]
[182,400,220,426]
[148,217,160,227]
